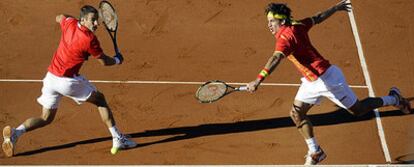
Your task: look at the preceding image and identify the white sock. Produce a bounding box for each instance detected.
[305,137,319,153]
[109,126,121,138]
[381,95,398,106]
[14,124,26,138]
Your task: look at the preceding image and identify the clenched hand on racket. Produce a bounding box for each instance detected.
[246,79,261,92]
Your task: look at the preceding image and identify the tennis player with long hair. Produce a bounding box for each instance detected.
[246,0,411,165]
[2,5,136,157]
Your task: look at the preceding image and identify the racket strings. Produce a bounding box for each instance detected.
[196,83,227,103]
[100,2,117,31]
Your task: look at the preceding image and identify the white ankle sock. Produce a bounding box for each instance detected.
[15,124,26,138]
[305,137,319,153]
[381,95,398,106]
[109,126,121,138]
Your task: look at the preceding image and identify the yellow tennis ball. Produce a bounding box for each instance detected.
[110,147,118,155]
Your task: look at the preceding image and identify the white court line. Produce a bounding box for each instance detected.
[347,0,391,163]
[0,79,369,88]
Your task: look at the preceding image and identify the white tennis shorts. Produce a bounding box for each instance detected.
[37,72,96,109]
[295,65,358,109]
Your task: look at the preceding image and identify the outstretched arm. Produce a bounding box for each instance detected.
[312,0,351,24]
[247,51,284,92]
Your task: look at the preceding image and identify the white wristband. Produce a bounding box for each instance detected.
[114,57,121,64]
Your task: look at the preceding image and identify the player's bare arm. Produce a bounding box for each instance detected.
[264,51,285,74]
[247,51,284,92]
[312,0,351,24]
[55,14,73,23]
[97,53,123,66]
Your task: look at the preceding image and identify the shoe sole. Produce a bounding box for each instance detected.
[111,139,137,155]
[110,143,137,155]
[317,153,327,164]
[2,126,14,157]
[305,153,327,165]
[390,87,411,114]
[304,150,327,165]
[119,142,137,149]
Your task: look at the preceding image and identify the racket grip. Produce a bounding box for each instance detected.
[237,86,248,91]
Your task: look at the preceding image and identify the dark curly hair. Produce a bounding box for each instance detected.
[265,3,292,25]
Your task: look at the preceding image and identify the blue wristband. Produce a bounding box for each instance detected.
[114,56,121,64]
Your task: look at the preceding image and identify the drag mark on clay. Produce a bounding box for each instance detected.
[243,47,257,58]
[267,97,284,109]
[150,8,169,35]
[150,86,173,102]
[178,43,200,59]
[204,10,223,24]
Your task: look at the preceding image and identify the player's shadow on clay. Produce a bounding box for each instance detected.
[395,153,414,164]
[131,108,412,147]
[15,108,413,157]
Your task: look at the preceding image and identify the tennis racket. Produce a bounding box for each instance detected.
[195,80,248,103]
[99,0,119,54]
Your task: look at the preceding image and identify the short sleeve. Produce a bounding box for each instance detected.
[88,36,104,58]
[60,16,75,29]
[275,34,295,56]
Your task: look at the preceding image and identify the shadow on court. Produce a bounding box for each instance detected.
[395,153,414,164]
[15,108,413,157]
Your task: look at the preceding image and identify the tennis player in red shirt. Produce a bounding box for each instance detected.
[247,0,411,165]
[2,5,136,157]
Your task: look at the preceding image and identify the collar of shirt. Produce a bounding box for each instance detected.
[275,25,288,39]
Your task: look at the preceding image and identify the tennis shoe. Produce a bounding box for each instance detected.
[304,147,327,165]
[389,87,411,114]
[112,134,137,150]
[2,126,18,157]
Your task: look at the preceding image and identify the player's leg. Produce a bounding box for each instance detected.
[322,66,410,116]
[86,90,137,153]
[290,100,314,139]
[21,107,58,131]
[2,108,58,156]
[290,100,327,165]
[294,78,327,165]
[66,75,116,128]
[348,98,383,116]
[2,72,61,157]
[86,90,115,128]
[349,87,411,115]
[68,75,137,153]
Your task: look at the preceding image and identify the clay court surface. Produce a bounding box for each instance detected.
[1,0,414,165]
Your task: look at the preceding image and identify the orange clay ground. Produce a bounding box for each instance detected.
[0,0,413,165]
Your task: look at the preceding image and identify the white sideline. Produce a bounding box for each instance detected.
[347,0,391,163]
[0,79,368,88]
[0,165,411,167]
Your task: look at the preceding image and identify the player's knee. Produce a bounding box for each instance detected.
[290,109,305,127]
[93,91,108,107]
[41,110,56,124]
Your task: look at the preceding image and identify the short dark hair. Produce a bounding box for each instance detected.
[265,3,292,25]
[80,5,98,19]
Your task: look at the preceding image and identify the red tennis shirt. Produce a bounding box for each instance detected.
[275,18,331,81]
[48,16,103,77]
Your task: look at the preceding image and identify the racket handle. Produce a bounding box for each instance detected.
[237,86,248,91]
